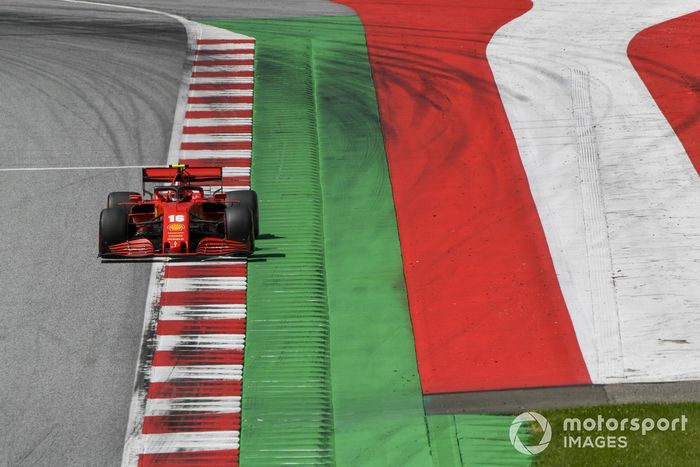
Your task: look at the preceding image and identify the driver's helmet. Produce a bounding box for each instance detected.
[156,189,177,202]
[179,189,193,202]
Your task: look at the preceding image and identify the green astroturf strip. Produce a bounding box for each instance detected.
[203,19,334,465]
[427,415,533,466]
[202,16,432,466]
[427,416,464,466]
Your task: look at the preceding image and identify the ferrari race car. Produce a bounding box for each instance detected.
[99,164,258,258]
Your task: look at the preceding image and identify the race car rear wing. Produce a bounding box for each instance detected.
[142,165,223,193]
[143,165,222,183]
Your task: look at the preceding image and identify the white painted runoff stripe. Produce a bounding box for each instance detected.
[139,431,241,454]
[187,103,252,111]
[222,183,251,190]
[149,365,243,382]
[196,52,253,60]
[193,65,254,73]
[488,0,700,384]
[184,117,252,126]
[180,150,251,159]
[191,76,254,84]
[145,397,241,416]
[198,43,255,51]
[161,277,247,292]
[223,168,251,176]
[155,334,245,351]
[569,67,623,380]
[198,47,254,53]
[196,55,254,62]
[166,261,248,268]
[182,133,252,143]
[159,305,246,321]
[189,89,253,98]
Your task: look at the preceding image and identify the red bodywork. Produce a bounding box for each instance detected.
[102,166,250,258]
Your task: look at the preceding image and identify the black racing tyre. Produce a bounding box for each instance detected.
[225,190,258,237]
[107,191,139,213]
[99,207,129,254]
[225,205,254,255]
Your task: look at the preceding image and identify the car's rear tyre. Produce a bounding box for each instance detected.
[99,207,129,254]
[225,190,258,237]
[107,191,139,213]
[225,205,254,255]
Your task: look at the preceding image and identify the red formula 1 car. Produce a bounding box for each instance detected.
[99,164,258,258]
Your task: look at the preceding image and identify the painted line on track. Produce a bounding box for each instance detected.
[0,165,159,171]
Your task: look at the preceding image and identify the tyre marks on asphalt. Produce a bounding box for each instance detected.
[122,26,254,466]
[568,67,624,380]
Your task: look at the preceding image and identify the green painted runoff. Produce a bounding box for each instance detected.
[203,16,431,466]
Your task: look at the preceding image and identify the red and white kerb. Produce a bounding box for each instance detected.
[181,37,254,191]
[122,27,254,467]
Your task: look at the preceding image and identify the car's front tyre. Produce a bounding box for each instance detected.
[99,207,129,255]
[107,191,139,213]
[225,205,254,255]
[225,190,259,237]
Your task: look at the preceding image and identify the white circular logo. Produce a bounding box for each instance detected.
[510,411,552,455]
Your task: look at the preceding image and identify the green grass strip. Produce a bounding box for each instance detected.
[536,403,700,466]
[202,16,432,466]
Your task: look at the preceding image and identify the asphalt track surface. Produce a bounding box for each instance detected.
[0,1,349,465]
[0,1,185,465]
[91,0,353,19]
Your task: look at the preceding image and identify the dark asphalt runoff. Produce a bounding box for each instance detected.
[425,381,700,415]
[0,0,349,465]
